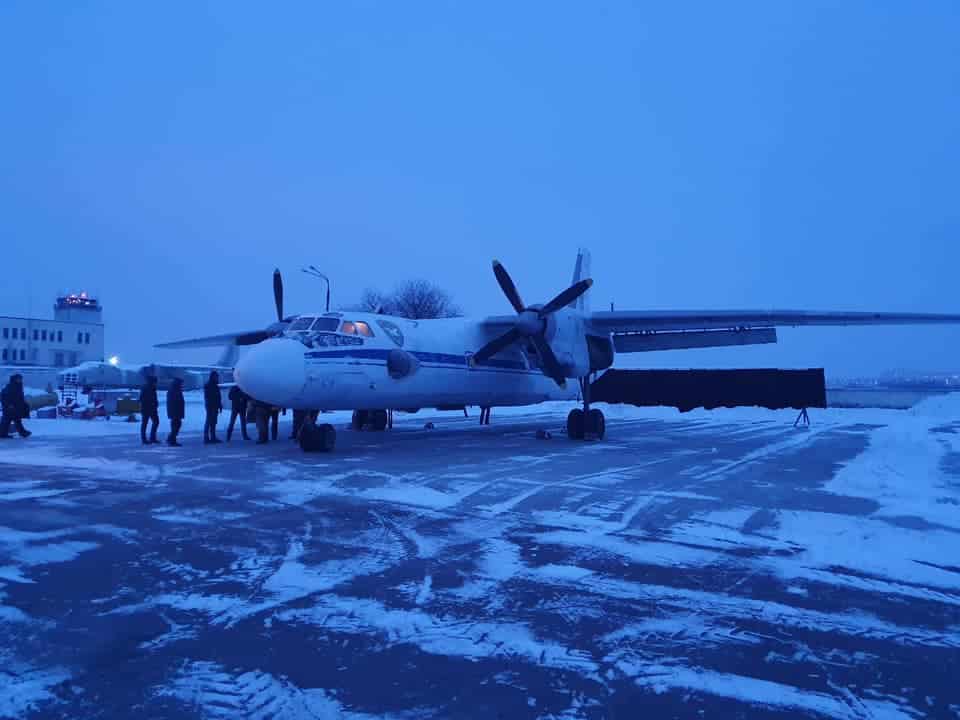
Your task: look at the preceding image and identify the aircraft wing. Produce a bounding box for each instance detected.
[588,310,960,334]
[155,329,269,349]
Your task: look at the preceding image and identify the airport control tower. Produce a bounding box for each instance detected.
[1,292,105,369]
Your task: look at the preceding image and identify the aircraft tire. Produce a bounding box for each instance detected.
[371,409,388,431]
[351,410,368,431]
[588,408,605,440]
[566,409,585,440]
[300,422,336,452]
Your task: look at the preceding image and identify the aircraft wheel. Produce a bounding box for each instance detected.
[566,408,585,440]
[588,408,606,440]
[300,422,336,452]
[351,410,368,431]
[371,409,388,431]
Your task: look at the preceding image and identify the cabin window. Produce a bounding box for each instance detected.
[288,317,315,332]
[354,321,374,337]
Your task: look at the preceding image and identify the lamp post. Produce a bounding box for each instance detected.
[301,266,330,312]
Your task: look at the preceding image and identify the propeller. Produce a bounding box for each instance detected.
[273,268,284,322]
[234,269,288,346]
[471,260,592,385]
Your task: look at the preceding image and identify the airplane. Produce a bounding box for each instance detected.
[157,250,960,452]
[60,346,237,392]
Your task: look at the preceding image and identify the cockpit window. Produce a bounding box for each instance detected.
[354,321,374,337]
[313,317,339,332]
[341,321,357,335]
[376,319,404,347]
[288,317,315,332]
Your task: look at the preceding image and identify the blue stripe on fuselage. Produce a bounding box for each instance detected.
[303,348,530,372]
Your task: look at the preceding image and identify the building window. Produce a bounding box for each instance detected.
[2,328,7,340]
[1,349,6,361]
[19,328,25,340]
[77,331,83,344]
[55,352,64,367]
[57,330,63,343]
[19,349,25,361]
[41,330,48,341]
[33,329,39,341]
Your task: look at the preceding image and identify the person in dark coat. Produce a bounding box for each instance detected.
[227,386,250,441]
[139,375,159,445]
[270,406,282,441]
[0,374,31,439]
[290,409,306,440]
[254,399,271,444]
[166,377,185,446]
[203,371,222,444]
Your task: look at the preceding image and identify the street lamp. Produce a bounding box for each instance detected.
[301,266,331,312]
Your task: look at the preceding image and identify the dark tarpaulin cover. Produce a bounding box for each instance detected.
[590,368,826,412]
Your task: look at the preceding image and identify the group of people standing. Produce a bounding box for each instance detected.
[139,371,311,446]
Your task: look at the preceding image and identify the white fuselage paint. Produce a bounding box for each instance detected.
[234,312,580,411]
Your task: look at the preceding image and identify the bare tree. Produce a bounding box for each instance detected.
[349,280,461,319]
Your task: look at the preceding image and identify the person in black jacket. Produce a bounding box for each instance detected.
[139,375,159,445]
[226,386,250,441]
[203,371,223,444]
[254,399,271,444]
[166,377,185,446]
[0,374,31,439]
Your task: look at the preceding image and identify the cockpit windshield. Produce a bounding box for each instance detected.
[288,317,315,332]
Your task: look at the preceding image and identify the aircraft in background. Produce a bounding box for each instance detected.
[60,345,237,392]
[157,250,960,452]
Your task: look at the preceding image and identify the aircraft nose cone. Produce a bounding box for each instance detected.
[235,339,306,406]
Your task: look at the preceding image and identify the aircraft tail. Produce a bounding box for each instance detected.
[569,248,591,312]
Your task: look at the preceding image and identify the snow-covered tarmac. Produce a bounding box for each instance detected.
[1,397,959,719]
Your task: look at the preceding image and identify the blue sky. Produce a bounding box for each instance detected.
[1,1,958,376]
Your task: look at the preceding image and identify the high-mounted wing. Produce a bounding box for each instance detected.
[589,310,960,334]
[589,309,960,354]
[156,329,270,350]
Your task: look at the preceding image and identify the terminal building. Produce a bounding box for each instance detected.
[1,293,105,370]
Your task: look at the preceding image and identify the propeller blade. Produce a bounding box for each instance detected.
[492,260,526,314]
[541,278,593,315]
[531,335,566,385]
[471,327,522,366]
[273,268,284,322]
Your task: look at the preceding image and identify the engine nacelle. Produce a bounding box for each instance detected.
[545,309,591,378]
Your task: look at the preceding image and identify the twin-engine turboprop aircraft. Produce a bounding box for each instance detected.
[157,250,960,452]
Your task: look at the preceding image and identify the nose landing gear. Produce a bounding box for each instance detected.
[567,377,605,440]
[300,421,336,452]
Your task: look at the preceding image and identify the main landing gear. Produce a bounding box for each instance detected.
[567,377,605,440]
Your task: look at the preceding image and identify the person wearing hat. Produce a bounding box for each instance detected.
[139,375,160,445]
[0,374,31,439]
[203,370,223,444]
[166,377,185,446]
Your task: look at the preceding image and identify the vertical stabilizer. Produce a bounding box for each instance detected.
[569,248,592,312]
